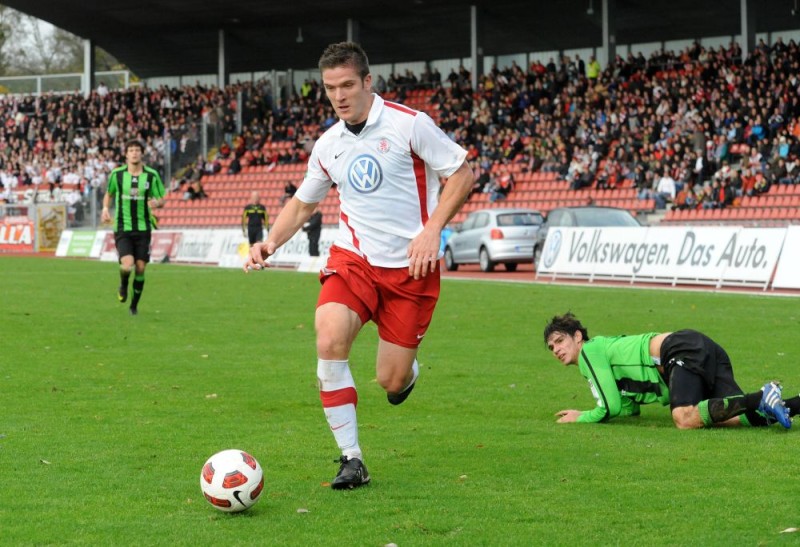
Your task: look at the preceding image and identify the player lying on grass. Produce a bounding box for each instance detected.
[543,312,794,429]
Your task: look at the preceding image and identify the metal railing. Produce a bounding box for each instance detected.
[0,70,135,95]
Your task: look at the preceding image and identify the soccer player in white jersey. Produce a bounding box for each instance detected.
[244,42,474,489]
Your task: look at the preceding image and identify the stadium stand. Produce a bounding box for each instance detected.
[2,36,800,231]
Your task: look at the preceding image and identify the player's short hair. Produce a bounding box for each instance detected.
[318,42,370,80]
[543,312,589,345]
[125,138,145,153]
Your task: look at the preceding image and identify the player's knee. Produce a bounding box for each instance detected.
[672,407,702,429]
[376,368,407,394]
[377,375,403,394]
[673,418,696,430]
[315,333,349,360]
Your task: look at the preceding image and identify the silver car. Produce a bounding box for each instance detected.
[444,208,544,272]
[533,206,642,267]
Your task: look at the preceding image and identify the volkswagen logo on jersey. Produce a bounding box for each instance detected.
[541,229,563,270]
[348,154,383,193]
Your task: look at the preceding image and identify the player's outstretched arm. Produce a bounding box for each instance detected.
[555,410,583,423]
[244,197,317,272]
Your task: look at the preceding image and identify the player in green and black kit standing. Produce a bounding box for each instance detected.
[101,139,165,315]
[543,312,794,429]
[242,191,269,246]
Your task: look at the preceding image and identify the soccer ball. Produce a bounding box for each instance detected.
[200,449,264,512]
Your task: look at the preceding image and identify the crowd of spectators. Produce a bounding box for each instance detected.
[0,80,275,209]
[437,37,800,211]
[2,35,800,222]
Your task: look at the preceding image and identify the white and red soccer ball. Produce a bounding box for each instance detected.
[200,449,264,512]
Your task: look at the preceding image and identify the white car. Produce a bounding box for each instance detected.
[444,208,544,272]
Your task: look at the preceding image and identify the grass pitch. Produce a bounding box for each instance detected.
[2,256,799,546]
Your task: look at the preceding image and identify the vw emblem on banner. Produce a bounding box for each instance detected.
[348,155,383,194]
[542,230,563,269]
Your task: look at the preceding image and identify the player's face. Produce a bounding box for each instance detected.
[546,331,582,366]
[322,65,373,125]
[126,146,143,166]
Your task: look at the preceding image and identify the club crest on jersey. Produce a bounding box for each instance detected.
[348,154,383,193]
[377,138,390,154]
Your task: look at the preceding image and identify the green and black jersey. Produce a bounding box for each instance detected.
[576,333,670,423]
[107,165,165,232]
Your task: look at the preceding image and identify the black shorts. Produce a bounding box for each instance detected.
[247,226,263,245]
[660,329,742,408]
[115,231,152,262]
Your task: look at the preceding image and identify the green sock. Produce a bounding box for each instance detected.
[131,274,145,308]
[700,392,762,426]
[698,400,713,426]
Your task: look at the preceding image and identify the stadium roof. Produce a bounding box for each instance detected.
[4,0,799,79]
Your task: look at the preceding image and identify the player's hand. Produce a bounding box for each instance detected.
[407,227,441,280]
[555,410,581,423]
[101,208,111,224]
[243,241,276,273]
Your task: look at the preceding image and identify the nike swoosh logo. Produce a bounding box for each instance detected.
[331,421,350,431]
[416,334,425,339]
[233,490,245,506]
[334,151,345,159]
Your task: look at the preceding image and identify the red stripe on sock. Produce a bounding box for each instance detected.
[320,387,358,408]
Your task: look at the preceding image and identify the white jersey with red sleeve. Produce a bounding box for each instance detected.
[294,94,467,268]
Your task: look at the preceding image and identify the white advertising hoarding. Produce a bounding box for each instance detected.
[54,226,796,293]
[772,225,800,290]
[217,227,337,269]
[538,226,786,288]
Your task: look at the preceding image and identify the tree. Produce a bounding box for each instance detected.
[0,4,127,76]
[0,5,23,74]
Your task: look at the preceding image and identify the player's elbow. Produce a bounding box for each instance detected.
[605,403,622,421]
[596,408,614,423]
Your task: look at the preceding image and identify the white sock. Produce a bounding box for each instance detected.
[401,359,420,393]
[317,359,361,460]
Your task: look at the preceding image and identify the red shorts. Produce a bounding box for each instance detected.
[318,246,440,348]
